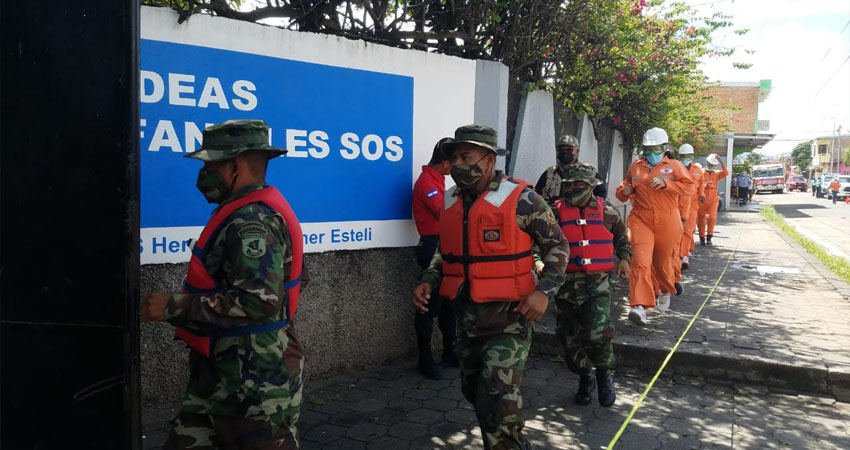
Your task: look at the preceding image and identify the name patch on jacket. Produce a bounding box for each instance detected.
[426,189,439,198]
[483,229,501,242]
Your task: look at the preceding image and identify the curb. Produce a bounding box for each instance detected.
[530,331,850,402]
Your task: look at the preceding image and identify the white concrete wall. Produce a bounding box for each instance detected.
[509,89,556,184]
[607,130,634,220]
[576,115,599,168]
[474,60,510,172]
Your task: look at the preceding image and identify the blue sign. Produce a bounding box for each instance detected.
[140,39,414,228]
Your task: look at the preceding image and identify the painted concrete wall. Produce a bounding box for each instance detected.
[140,7,508,417]
[475,60,509,172]
[576,115,599,169]
[509,90,556,184]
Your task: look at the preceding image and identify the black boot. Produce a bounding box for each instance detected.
[441,339,459,367]
[596,369,616,407]
[706,235,713,246]
[415,316,442,379]
[417,348,442,380]
[674,282,684,296]
[519,435,533,450]
[699,236,706,246]
[575,372,595,405]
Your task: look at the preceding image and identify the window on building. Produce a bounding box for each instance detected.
[818,144,827,154]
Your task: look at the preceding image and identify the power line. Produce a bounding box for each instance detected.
[812,53,850,99]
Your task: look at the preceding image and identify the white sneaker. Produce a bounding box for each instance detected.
[682,256,690,264]
[656,292,671,312]
[629,305,648,326]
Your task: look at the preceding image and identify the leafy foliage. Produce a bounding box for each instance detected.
[791,140,813,170]
[142,0,739,151]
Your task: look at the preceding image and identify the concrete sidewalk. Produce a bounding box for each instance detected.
[143,355,850,450]
[535,212,850,401]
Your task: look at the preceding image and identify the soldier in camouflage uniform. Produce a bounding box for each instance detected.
[141,120,305,450]
[413,125,569,450]
[535,135,608,204]
[546,162,631,407]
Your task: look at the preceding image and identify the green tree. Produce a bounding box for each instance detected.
[791,140,813,170]
[142,0,740,150]
[746,151,763,166]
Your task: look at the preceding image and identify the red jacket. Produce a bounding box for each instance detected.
[413,165,446,236]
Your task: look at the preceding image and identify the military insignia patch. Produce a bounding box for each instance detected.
[239,223,267,258]
[483,229,500,242]
[660,168,674,174]
[242,235,266,258]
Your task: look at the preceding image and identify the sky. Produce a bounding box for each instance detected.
[679,0,850,155]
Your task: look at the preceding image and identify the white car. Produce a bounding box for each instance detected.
[834,175,850,200]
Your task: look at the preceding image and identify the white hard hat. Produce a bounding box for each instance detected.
[694,162,703,169]
[642,127,669,146]
[706,153,720,165]
[678,144,694,155]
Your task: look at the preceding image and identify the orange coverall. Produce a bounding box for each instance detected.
[616,156,695,308]
[671,162,698,283]
[680,164,705,257]
[697,166,729,238]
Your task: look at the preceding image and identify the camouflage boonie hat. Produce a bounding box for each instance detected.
[557,135,580,148]
[184,119,287,162]
[561,162,602,186]
[445,124,506,156]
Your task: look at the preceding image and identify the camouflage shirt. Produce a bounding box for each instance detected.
[421,172,569,336]
[165,182,294,329]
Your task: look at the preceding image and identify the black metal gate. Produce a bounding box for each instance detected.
[1,2,141,448]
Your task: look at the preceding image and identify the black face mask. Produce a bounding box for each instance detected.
[557,151,576,166]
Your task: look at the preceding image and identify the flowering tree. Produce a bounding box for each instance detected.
[547,0,736,153]
[145,0,740,153]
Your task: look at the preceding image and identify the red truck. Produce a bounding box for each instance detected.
[752,164,785,194]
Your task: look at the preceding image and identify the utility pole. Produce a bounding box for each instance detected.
[831,123,836,173]
[839,125,844,174]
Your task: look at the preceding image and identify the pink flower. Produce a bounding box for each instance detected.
[618,73,628,82]
[613,116,622,125]
[609,90,617,97]
[686,26,696,35]
[592,95,599,100]
[629,58,636,65]
[631,74,639,81]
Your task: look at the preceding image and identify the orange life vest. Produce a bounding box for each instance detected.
[438,178,535,303]
[555,197,615,273]
[176,185,303,357]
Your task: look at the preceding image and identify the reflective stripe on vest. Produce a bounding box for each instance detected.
[438,178,536,303]
[175,186,303,357]
[555,197,616,273]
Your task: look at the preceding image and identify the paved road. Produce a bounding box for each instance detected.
[754,190,850,260]
[143,355,849,449]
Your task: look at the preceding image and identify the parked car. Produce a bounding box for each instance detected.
[819,173,838,198]
[786,175,808,192]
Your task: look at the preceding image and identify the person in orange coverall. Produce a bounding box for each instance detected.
[676,144,705,270]
[616,128,694,326]
[697,154,728,246]
[662,148,691,297]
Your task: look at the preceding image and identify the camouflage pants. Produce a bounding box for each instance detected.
[457,322,531,450]
[554,273,615,374]
[165,325,304,450]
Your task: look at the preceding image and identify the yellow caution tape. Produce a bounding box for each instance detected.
[606,230,742,450]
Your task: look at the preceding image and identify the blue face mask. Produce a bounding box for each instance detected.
[646,152,663,166]
[680,158,692,166]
